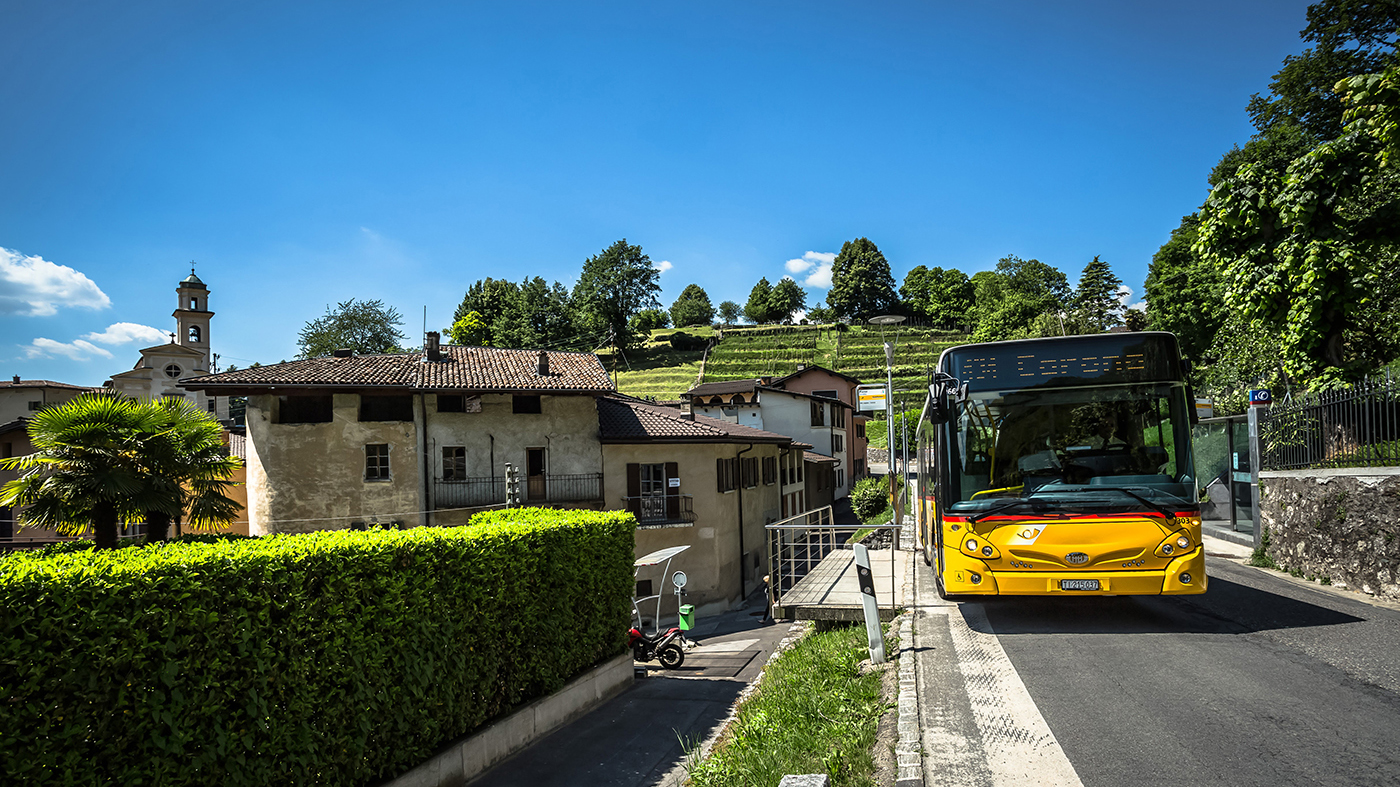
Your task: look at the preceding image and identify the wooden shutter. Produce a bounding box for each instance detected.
[626,463,641,516]
[665,461,679,519]
[717,458,725,493]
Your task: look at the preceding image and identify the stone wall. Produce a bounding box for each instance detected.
[1258,468,1400,599]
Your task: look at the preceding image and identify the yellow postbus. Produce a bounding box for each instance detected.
[914,332,1206,598]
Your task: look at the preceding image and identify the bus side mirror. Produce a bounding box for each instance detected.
[928,375,962,425]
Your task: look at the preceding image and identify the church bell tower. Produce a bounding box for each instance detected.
[174,269,213,374]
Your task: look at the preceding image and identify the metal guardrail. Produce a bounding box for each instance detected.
[1261,372,1400,470]
[435,473,603,508]
[765,505,899,614]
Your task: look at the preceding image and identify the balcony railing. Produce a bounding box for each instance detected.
[620,494,696,526]
[434,473,603,509]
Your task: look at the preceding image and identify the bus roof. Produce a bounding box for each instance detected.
[939,332,1186,392]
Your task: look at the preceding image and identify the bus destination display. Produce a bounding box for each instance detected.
[946,335,1181,391]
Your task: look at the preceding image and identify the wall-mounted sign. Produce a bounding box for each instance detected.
[1248,389,1272,407]
[668,477,681,488]
[856,383,888,412]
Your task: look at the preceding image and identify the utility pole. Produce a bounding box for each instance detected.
[868,315,906,527]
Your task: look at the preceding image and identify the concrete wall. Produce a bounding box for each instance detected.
[602,441,784,616]
[424,394,602,479]
[0,386,90,424]
[246,393,422,534]
[1259,467,1400,600]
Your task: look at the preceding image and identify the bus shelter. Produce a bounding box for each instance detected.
[1193,414,1256,537]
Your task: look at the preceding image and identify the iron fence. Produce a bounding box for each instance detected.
[434,472,603,509]
[766,505,899,614]
[620,494,695,525]
[1261,372,1400,470]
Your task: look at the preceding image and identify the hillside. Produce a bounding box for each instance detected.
[601,327,713,401]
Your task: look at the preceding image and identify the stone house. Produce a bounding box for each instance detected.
[181,337,615,534]
[597,396,803,613]
[0,378,100,424]
[683,377,858,500]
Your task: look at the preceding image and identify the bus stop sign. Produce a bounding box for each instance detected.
[1249,389,1272,407]
[856,383,888,413]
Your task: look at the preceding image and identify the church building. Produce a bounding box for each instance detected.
[109,271,229,422]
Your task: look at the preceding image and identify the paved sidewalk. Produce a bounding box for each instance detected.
[468,591,794,787]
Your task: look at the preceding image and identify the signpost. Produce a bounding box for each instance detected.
[853,543,885,664]
[856,383,888,413]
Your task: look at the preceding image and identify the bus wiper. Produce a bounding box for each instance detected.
[969,496,1054,523]
[1076,486,1178,521]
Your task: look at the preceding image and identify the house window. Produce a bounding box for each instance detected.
[856,422,866,439]
[795,450,804,482]
[207,400,216,413]
[833,406,846,428]
[716,457,739,493]
[763,455,777,485]
[442,446,466,480]
[27,401,41,411]
[360,395,414,422]
[365,444,390,480]
[742,457,758,488]
[190,297,199,310]
[813,389,838,400]
[278,395,334,424]
[709,396,723,405]
[2,442,11,458]
[189,326,201,343]
[639,463,666,520]
[164,364,182,378]
[438,395,465,413]
[731,394,746,404]
[513,395,542,414]
[810,400,824,427]
[833,434,844,453]
[837,469,846,489]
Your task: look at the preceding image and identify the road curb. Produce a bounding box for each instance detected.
[894,546,922,787]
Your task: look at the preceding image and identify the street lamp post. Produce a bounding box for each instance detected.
[868,315,905,527]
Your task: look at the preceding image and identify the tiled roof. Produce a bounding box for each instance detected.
[180,346,614,393]
[598,396,793,444]
[773,364,864,386]
[686,379,759,397]
[803,450,839,463]
[0,380,101,392]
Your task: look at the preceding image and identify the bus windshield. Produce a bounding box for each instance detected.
[945,381,1196,514]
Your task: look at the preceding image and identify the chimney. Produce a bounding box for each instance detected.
[758,376,772,386]
[333,348,353,358]
[11,375,18,384]
[537,350,549,376]
[425,331,441,362]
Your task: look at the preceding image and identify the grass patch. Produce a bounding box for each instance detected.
[1248,527,1280,569]
[687,624,888,787]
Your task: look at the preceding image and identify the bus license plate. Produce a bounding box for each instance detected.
[1060,579,1100,591]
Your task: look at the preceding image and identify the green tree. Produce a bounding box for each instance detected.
[769,278,807,323]
[1124,309,1148,332]
[1070,256,1124,333]
[448,311,491,346]
[628,308,670,336]
[491,277,574,349]
[451,278,519,348]
[718,300,741,325]
[805,301,834,324]
[968,256,1070,342]
[1246,0,1400,141]
[137,398,243,542]
[298,298,406,358]
[745,277,776,324]
[828,238,897,321]
[670,284,715,327]
[573,239,662,349]
[1144,214,1225,363]
[900,265,974,327]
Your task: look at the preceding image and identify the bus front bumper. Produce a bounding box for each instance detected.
[943,546,1207,596]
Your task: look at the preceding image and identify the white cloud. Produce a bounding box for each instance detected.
[1116,284,1146,312]
[783,251,836,288]
[655,260,674,274]
[82,322,169,346]
[23,337,114,361]
[0,247,111,316]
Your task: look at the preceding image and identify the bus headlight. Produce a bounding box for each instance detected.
[1158,530,1192,558]
[966,539,979,551]
[961,536,1000,560]
[981,545,994,557]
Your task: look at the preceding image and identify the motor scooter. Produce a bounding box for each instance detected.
[627,624,686,669]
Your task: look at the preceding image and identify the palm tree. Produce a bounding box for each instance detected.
[0,393,163,548]
[136,397,243,542]
[0,394,243,547]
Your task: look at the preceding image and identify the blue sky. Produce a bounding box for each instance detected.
[1,0,1314,385]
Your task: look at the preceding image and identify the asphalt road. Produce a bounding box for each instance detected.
[960,549,1400,786]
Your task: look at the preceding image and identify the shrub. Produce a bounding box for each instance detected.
[669,331,709,351]
[0,509,635,786]
[850,476,889,521]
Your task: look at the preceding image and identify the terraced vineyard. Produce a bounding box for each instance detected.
[602,327,713,401]
[703,325,969,409]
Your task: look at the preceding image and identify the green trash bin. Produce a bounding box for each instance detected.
[678,604,695,631]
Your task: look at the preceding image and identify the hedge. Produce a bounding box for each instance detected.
[0,509,636,786]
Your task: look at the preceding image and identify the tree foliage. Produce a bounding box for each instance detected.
[670,283,715,327]
[1145,214,1226,363]
[718,300,741,325]
[1070,255,1123,333]
[745,277,776,324]
[827,238,897,321]
[448,311,491,346]
[628,308,670,336]
[572,239,661,350]
[969,256,1070,342]
[297,298,406,358]
[900,265,974,328]
[450,278,517,348]
[769,278,807,323]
